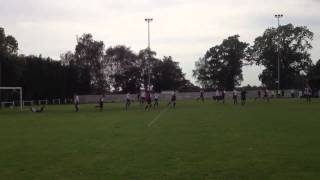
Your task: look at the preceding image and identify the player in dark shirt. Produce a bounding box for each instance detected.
[241,90,247,106]
[145,91,152,110]
[97,97,104,111]
[167,92,177,108]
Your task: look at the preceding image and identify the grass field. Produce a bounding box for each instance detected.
[1,99,320,180]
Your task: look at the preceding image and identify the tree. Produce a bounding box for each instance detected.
[152,56,187,91]
[307,59,320,89]
[137,48,159,89]
[1,27,19,83]
[193,35,249,90]
[0,27,18,57]
[74,34,108,93]
[104,45,141,93]
[248,24,313,89]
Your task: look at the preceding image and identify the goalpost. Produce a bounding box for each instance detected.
[0,87,23,111]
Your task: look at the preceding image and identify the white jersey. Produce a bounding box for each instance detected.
[141,92,146,98]
[233,90,238,96]
[215,90,220,97]
[74,96,79,103]
[154,93,159,99]
[126,93,131,100]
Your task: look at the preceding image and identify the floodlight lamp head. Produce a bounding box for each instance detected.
[145,18,153,22]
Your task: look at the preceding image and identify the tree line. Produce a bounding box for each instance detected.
[1,23,320,101]
[0,27,197,101]
[193,24,320,90]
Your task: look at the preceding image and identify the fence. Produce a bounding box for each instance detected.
[78,90,306,104]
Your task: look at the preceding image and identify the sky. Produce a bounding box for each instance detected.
[1,0,320,86]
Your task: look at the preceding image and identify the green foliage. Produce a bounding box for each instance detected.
[0,27,18,56]
[1,55,91,100]
[249,24,313,89]
[193,35,249,90]
[74,34,108,93]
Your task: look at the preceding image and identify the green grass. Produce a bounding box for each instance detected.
[1,99,320,180]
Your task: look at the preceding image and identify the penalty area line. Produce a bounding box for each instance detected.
[148,107,169,127]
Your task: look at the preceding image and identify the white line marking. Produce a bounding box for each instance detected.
[148,108,169,127]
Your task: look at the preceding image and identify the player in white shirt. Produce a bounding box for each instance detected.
[215,90,220,102]
[233,89,238,104]
[277,90,281,98]
[291,89,295,98]
[271,90,275,98]
[140,91,146,104]
[125,93,131,110]
[154,92,159,108]
[222,90,226,104]
[299,90,303,99]
[74,95,80,112]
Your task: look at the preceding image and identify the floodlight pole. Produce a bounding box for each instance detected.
[0,60,2,108]
[275,14,283,90]
[145,18,153,90]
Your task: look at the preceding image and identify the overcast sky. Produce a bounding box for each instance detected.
[1,0,320,86]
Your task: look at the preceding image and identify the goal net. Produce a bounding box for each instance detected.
[0,87,23,110]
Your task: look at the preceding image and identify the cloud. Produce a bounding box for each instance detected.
[1,0,320,86]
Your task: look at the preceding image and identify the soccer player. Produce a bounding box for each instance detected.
[145,91,152,110]
[167,91,177,108]
[140,91,146,104]
[30,106,45,113]
[233,89,238,104]
[241,89,247,106]
[299,90,303,99]
[125,92,131,110]
[305,85,312,103]
[263,89,270,102]
[271,90,275,98]
[291,89,295,98]
[215,89,220,102]
[222,89,226,104]
[277,90,281,98]
[154,92,159,108]
[97,96,104,111]
[74,95,80,112]
[198,90,205,102]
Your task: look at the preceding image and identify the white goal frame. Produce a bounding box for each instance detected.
[0,87,23,111]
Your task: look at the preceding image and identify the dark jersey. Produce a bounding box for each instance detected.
[241,91,247,100]
[171,94,176,101]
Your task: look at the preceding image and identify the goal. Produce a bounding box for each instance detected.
[0,87,23,111]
